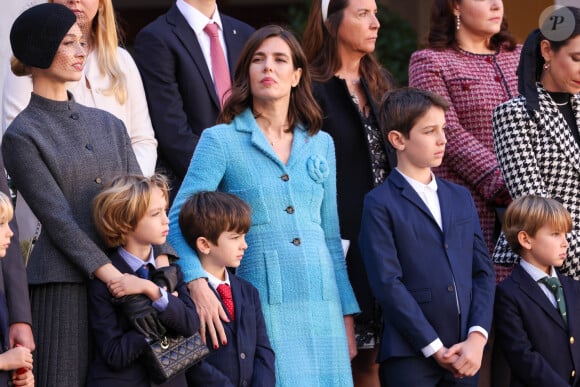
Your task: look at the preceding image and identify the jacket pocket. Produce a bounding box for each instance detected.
[264,250,282,305]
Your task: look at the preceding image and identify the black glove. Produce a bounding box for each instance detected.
[111,294,166,340]
[150,266,179,293]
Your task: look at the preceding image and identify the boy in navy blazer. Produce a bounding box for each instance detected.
[495,195,580,386]
[179,191,275,387]
[359,87,495,386]
[87,174,201,387]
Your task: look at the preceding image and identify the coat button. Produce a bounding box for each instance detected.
[281,174,289,182]
[285,206,295,214]
[240,352,246,360]
[291,238,301,246]
[571,337,575,344]
[85,144,93,151]
[447,285,454,292]
[95,178,102,184]
[572,370,576,378]
[70,113,79,120]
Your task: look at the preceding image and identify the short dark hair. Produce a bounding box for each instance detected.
[503,195,572,255]
[179,191,251,253]
[379,87,449,139]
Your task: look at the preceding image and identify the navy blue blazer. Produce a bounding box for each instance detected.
[187,273,275,387]
[495,264,580,386]
[134,5,254,189]
[359,170,495,362]
[86,253,201,387]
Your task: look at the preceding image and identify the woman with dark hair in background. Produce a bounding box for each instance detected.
[302,1,395,384]
[409,0,520,283]
[493,7,580,279]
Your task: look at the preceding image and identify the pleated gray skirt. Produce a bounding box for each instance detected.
[30,283,91,387]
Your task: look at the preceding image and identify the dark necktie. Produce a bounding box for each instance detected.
[203,22,231,107]
[135,263,153,280]
[539,276,567,326]
[217,283,235,320]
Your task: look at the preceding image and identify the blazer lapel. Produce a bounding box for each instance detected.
[222,17,244,78]
[391,170,441,230]
[168,5,220,108]
[512,265,566,330]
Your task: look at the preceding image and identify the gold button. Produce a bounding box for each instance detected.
[571,370,576,378]
[571,337,575,344]
[95,178,102,184]
[285,206,295,214]
[291,238,301,246]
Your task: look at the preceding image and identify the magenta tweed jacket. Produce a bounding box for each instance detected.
[409,45,521,252]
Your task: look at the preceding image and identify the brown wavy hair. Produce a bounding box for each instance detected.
[218,25,322,136]
[302,0,393,103]
[427,0,517,51]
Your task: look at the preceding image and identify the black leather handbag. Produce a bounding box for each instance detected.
[142,331,210,383]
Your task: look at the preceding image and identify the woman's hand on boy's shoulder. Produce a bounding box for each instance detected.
[108,274,162,302]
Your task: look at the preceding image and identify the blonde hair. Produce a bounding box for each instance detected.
[503,195,573,254]
[0,192,14,225]
[49,0,128,104]
[93,174,169,248]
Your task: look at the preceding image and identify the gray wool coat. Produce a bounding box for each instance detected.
[2,92,142,284]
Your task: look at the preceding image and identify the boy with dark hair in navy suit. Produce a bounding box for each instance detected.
[87,174,201,387]
[495,195,580,386]
[359,87,495,386]
[179,191,275,387]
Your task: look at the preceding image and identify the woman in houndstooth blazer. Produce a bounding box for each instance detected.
[493,7,580,279]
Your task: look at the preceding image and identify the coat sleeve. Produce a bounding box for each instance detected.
[0,150,32,326]
[118,48,158,177]
[465,192,495,332]
[359,192,439,351]
[167,128,227,282]
[409,50,506,201]
[134,28,198,180]
[320,134,360,315]
[494,283,569,387]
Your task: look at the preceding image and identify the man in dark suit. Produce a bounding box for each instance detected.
[495,195,580,387]
[359,88,495,386]
[134,0,254,194]
[0,150,34,353]
[179,191,275,386]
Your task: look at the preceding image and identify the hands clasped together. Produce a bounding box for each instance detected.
[433,332,487,379]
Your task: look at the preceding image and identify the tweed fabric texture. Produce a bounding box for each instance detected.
[169,108,359,386]
[409,46,521,252]
[492,85,580,278]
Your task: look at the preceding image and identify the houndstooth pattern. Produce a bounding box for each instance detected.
[492,84,580,278]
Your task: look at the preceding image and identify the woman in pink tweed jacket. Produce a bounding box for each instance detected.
[408,0,520,276]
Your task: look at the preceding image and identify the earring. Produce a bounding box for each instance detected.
[456,14,461,31]
[544,62,551,70]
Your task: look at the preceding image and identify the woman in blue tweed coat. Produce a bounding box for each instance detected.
[168,26,360,386]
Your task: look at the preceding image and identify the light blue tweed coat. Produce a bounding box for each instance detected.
[168,108,360,386]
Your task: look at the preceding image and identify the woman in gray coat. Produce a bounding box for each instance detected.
[2,4,163,386]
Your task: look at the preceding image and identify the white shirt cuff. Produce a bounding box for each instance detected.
[152,287,169,312]
[421,338,443,358]
[468,326,488,342]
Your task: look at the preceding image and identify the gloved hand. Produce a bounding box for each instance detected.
[150,266,179,293]
[111,294,166,340]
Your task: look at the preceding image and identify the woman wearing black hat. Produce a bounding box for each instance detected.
[2,4,155,386]
[492,6,580,279]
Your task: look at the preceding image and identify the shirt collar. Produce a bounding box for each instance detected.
[176,0,223,36]
[395,168,438,193]
[519,259,558,282]
[118,246,156,272]
[206,270,231,291]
